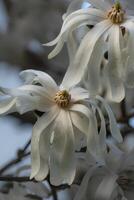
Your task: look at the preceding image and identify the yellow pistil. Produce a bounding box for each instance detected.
[54,90,71,108]
[107,1,125,24]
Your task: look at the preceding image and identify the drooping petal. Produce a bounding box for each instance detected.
[66,0,91,16]
[95,174,118,200]
[34,123,55,181]
[0,97,16,115]
[87,106,104,163]
[69,87,89,101]
[89,0,112,11]
[30,106,59,179]
[123,21,134,88]
[97,96,123,143]
[74,167,97,200]
[20,70,58,97]
[50,110,76,186]
[44,8,106,59]
[70,103,90,119]
[0,84,54,108]
[106,25,125,102]
[67,32,78,63]
[61,20,112,89]
[70,110,89,135]
[95,105,107,155]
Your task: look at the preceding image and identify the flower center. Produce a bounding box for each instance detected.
[54,90,71,108]
[107,2,125,24]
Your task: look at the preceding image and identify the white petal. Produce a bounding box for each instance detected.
[87,107,104,163]
[70,103,90,118]
[0,84,54,106]
[34,123,54,181]
[30,106,59,179]
[0,97,16,115]
[95,105,107,154]
[62,20,112,89]
[85,36,107,95]
[20,70,58,96]
[50,110,75,186]
[70,110,89,135]
[97,96,123,143]
[67,32,78,63]
[95,174,118,200]
[106,25,125,102]
[74,167,97,200]
[45,8,106,59]
[89,0,112,11]
[123,21,134,88]
[69,87,89,101]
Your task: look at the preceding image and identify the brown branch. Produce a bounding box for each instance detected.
[0,176,70,191]
[0,139,31,175]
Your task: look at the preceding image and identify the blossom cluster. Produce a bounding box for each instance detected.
[0,0,134,199]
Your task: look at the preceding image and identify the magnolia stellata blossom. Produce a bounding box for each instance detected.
[0,69,90,185]
[74,141,134,200]
[0,69,122,185]
[44,0,134,102]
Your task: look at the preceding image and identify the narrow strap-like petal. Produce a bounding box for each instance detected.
[106,25,125,102]
[70,110,89,135]
[0,97,16,115]
[50,110,76,186]
[20,70,58,96]
[123,21,134,88]
[95,174,118,200]
[70,103,90,119]
[30,106,59,179]
[97,96,123,143]
[62,20,112,89]
[89,0,112,11]
[34,123,55,181]
[69,87,89,101]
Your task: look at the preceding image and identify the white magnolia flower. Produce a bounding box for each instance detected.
[44,0,134,102]
[74,142,134,200]
[0,70,122,185]
[0,69,91,186]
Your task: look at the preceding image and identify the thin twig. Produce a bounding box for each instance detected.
[0,152,30,175]
[0,176,70,190]
[0,139,31,175]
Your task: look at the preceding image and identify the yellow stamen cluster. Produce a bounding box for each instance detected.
[107,2,125,24]
[54,90,71,108]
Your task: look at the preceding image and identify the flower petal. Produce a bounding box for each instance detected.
[74,167,97,200]
[20,70,58,96]
[0,97,16,115]
[123,21,134,88]
[67,32,78,63]
[95,174,118,200]
[30,106,59,179]
[61,20,112,89]
[69,87,89,101]
[89,0,112,11]
[70,103,90,119]
[97,96,123,143]
[50,110,76,186]
[44,8,106,59]
[70,110,89,135]
[87,106,104,163]
[106,25,125,102]
[34,123,55,181]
